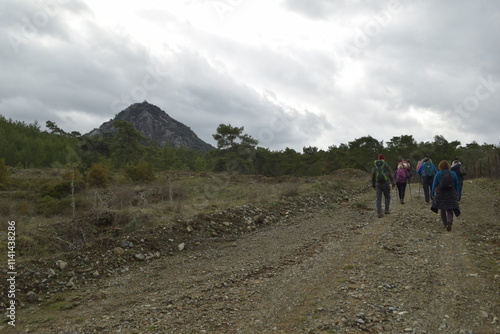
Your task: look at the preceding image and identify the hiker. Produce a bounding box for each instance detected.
[417,156,437,203]
[431,160,460,231]
[450,159,466,202]
[393,162,410,204]
[372,154,395,218]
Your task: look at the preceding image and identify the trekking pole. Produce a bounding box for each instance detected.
[418,176,421,198]
[408,180,412,201]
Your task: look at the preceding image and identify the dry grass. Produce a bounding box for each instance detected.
[0,169,370,259]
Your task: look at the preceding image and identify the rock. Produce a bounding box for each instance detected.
[26,291,37,303]
[253,214,265,224]
[121,240,134,248]
[178,243,185,251]
[66,279,76,289]
[135,253,146,261]
[56,260,68,270]
[47,268,56,278]
[113,247,125,255]
[186,225,194,232]
[93,270,100,277]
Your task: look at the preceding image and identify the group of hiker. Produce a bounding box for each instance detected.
[371,154,466,231]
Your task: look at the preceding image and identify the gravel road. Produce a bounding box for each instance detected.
[6,178,500,333]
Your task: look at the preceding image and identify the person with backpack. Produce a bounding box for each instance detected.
[372,154,395,218]
[417,157,438,203]
[393,163,410,204]
[431,160,460,231]
[450,159,466,202]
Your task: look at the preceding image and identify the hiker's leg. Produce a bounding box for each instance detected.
[447,209,454,223]
[422,178,430,202]
[400,183,406,200]
[446,209,454,231]
[383,183,391,213]
[440,209,447,226]
[457,181,463,201]
[376,183,383,214]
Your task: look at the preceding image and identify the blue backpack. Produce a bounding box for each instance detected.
[423,162,435,177]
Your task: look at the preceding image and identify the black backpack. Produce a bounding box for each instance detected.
[439,170,453,191]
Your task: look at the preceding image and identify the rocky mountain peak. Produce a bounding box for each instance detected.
[87,102,214,152]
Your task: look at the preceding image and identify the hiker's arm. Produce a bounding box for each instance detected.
[452,172,459,193]
[386,165,395,185]
[431,173,440,195]
[416,165,422,175]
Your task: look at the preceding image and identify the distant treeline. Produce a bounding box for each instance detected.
[1,116,499,179]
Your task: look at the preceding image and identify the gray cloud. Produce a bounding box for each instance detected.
[0,0,499,151]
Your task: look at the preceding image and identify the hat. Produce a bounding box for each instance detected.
[378,154,385,160]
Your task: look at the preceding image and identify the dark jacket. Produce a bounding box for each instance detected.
[431,170,460,216]
[450,163,465,182]
[372,160,395,188]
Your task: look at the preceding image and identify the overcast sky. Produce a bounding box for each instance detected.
[1,0,499,151]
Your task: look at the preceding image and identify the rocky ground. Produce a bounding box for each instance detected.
[2,176,499,333]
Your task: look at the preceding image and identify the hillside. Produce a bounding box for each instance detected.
[4,174,499,333]
[86,101,214,151]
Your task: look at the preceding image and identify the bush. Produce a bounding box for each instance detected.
[86,162,111,188]
[41,181,72,199]
[62,165,85,189]
[36,195,71,216]
[124,159,155,183]
[0,158,11,187]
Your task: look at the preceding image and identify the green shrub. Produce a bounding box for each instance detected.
[86,162,110,188]
[16,201,32,216]
[62,165,85,189]
[36,196,70,216]
[0,158,11,187]
[41,181,72,199]
[124,159,155,183]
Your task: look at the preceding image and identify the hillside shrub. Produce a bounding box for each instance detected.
[0,158,11,188]
[86,162,110,188]
[36,195,71,216]
[124,159,155,183]
[62,165,85,189]
[41,181,72,199]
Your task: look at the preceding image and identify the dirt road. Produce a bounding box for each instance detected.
[8,178,500,333]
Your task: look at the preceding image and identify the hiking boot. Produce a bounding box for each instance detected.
[401,200,405,204]
[446,221,452,231]
[378,213,383,218]
[384,210,390,214]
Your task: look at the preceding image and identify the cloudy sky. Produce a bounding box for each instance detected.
[1,0,499,151]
